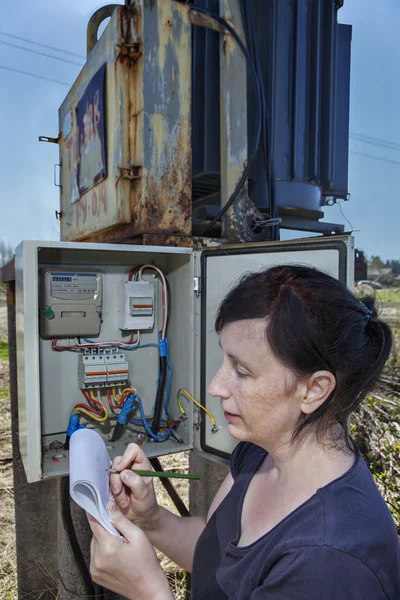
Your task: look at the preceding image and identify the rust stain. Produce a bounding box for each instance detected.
[142,234,193,247]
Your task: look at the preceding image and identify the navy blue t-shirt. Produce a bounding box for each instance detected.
[191,441,400,599]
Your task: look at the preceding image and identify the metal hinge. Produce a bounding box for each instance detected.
[193,408,201,431]
[193,276,201,297]
[118,165,142,180]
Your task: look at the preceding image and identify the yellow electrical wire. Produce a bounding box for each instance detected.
[112,387,137,404]
[177,388,217,427]
[89,389,109,420]
[74,407,109,423]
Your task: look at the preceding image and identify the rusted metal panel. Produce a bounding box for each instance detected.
[58,1,192,242]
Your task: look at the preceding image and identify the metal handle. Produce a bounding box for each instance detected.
[86,4,119,57]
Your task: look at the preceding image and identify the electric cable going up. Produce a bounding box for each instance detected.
[181,1,261,236]
[240,0,279,241]
[0,28,86,59]
[128,265,169,437]
[60,476,95,597]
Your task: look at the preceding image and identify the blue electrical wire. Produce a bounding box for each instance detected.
[133,393,178,441]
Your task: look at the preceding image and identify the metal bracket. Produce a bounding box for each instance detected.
[39,135,59,144]
[118,165,142,180]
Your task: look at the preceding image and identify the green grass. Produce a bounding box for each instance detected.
[0,389,9,399]
[0,341,8,360]
[376,289,400,303]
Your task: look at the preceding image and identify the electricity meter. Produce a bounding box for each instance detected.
[40,269,103,338]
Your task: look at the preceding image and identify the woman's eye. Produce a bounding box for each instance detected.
[235,369,247,379]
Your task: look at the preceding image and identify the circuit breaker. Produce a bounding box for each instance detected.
[40,269,103,338]
[118,281,155,330]
[78,352,129,389]
[15,237,354,483]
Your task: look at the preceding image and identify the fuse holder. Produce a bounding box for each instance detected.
[78,352,129,388]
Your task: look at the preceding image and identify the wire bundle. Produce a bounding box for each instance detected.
[74,390,109,422]
[127,265,170,437]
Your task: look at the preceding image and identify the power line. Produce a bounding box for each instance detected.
[0,39,83,67]
[0,29,85,60]
[350,131,400,151]
[349,150,400,166]
[0,64,71,86]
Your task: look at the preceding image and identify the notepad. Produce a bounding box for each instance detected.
[69,428,120,536]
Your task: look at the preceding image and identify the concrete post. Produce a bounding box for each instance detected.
[189,452,229,517]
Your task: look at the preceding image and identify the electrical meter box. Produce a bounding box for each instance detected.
[15,237,354,483]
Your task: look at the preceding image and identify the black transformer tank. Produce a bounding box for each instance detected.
[191,0,352,235]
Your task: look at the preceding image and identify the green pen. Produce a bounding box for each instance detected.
[107,468,200,480]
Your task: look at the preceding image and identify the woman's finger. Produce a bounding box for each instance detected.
[86,511,107,541]
[110,473,129,508]
[107,501,146,545]
[117,443,153,471]
[119,469,152,501]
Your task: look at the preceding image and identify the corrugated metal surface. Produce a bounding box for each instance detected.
[58,1,192,242]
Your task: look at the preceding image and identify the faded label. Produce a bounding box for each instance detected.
[76,63,107,198]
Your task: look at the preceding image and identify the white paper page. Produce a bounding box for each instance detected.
[69,428,119,536]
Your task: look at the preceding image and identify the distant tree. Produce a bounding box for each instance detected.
[0,240,14,267]
[370,255,384,270]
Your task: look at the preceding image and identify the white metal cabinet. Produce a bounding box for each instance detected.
[15,236,353,482]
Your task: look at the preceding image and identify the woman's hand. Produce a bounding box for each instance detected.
[110,443,160,531]
[88,503,174,600]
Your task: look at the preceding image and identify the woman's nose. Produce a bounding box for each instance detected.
[208,367,230,399]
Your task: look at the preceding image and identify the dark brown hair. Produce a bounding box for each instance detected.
[215,265,392,446]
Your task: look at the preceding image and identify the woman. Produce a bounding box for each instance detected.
[88,265,400,599]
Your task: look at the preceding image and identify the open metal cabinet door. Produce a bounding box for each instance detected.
[193,235,354,463]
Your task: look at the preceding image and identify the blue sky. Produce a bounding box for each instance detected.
[0,0,399,260]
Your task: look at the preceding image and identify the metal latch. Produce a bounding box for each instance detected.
[117,42,143,62]
[118,166,142,180]
[193,276,201,296]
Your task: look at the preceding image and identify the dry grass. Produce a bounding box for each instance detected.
[153,452,190,599]
[0,356,17,599]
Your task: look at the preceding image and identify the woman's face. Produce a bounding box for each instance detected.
[208,319,303,448]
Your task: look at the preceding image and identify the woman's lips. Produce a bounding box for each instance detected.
[224,411,241,421]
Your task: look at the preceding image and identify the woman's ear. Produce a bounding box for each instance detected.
[300,371,336,415]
